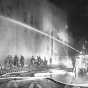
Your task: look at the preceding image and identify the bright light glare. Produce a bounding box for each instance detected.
[49,69,66,75]
[34,69,66,77]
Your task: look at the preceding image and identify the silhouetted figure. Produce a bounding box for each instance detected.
[4,57,8,68]
[37,56,41,65]
[44,57,47,65]
[31,56,35,65]
[20,55,24,68]
[14,55,19,67]
[40,59,43,65]
[4,55,13,68]
[8,55,13,68]
[0,64,3,74]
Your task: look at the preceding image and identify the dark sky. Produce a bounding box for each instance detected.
[49,0,88,40]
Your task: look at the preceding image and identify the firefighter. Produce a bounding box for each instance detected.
[8,55,13,68]
[20,55,24,68]
[31,56,35,65]
[14,55,19,67]
[44,57,47,65]
[37,56,41,65]
[0,64,3,74]
[4,55,12,68]
[4,57,8,68]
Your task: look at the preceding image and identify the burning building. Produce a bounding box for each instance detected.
[74,40,88,78]
[0,15,70,66]
[0,0,78,69]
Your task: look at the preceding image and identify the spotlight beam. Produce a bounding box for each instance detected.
[0,16,80,53]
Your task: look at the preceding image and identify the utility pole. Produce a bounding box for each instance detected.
[51,31,53,57]
[15,26,17,55]
[50,30,53,65]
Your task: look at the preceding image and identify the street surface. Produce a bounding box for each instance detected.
[0,65,88,88]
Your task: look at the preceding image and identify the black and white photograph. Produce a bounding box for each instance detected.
[0,0,87,88]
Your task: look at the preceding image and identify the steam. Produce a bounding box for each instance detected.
[0,15,74,67]
[39,0,73,66]
[0,0,77,67]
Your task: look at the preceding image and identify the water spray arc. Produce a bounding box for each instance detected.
[0,16,80,53]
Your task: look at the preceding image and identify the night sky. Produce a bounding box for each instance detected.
[50,0,88,40]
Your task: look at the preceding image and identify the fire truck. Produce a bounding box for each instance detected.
[74,43,88,78]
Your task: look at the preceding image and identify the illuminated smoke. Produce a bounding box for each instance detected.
[0,15,80,68]
[2,16,80,53]
[0,0,79,67]
[39,2,77,66]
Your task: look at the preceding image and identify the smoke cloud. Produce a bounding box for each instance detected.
[0,0,73,67]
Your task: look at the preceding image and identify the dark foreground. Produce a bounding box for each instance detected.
[0,77,87,88]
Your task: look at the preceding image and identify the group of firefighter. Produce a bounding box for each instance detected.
[30,56,48,66]
[4,55,24,69]
[3,55,48,69]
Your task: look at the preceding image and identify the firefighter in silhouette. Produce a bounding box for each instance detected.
[14,55,19,67]
[31,56,35,65]
[8,55,13,68]
[50,57,52,65]
[4,56,8,68]
[4,55,13,68]
[20,55,24,68]
[0,64,3,74]
[37,56,41,65]
[44,57,47,65]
